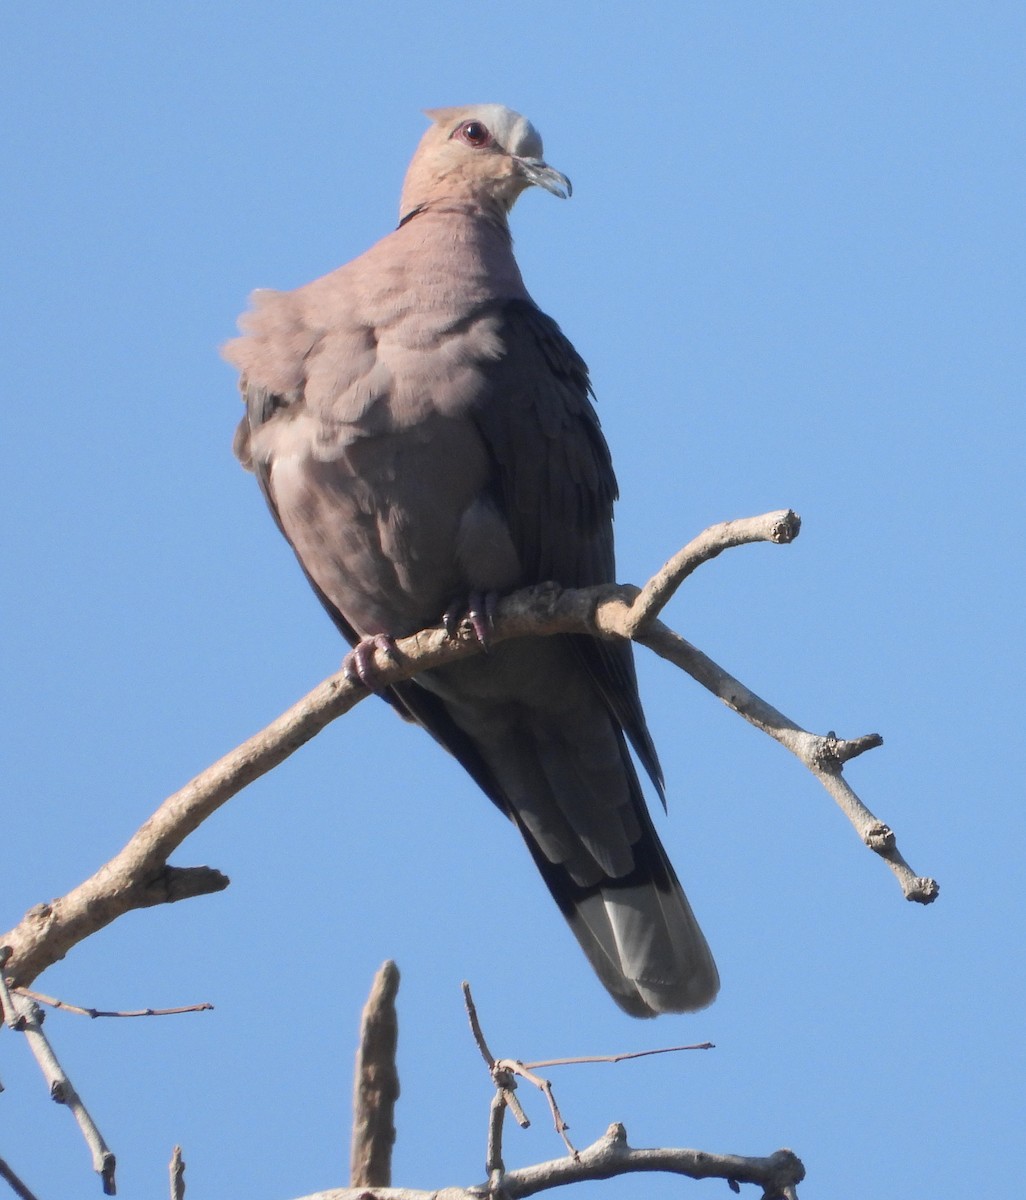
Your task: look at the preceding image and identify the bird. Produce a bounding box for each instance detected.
[224,104,719,1017]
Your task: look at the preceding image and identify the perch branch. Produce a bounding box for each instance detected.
[0,510,935,995]
[350,962,401,1188]
[625,509,802,634]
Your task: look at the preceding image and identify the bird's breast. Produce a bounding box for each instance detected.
[268,403,519,639]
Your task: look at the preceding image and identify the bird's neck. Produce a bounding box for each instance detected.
[398,194,511,237]
[390,204,530,309]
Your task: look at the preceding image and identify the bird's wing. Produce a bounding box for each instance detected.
[234,297,662,795]
[233,305,716,1016]
[467,298,665,799]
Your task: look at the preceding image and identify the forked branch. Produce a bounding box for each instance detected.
[0,510,936,997]
[285,973,804,1200]
[0,956,116,1195]
[288,1124,806,1200]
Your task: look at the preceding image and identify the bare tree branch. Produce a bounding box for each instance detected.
[462,982,526,1185]
[633,622,935,901]
[501,1122,804,1199]
[350,962,401,1188]
[494,1058,575,1159]
[3,990,116,1194]
[0,1158,42,1200]
[169,1145,185,1200]
[0,511,936,995]
[462,982,496,1069]
[463,981,727,1197]
[288,1122,805,1200]
[486,1090,509,1182]
[15,987,213,1020]
[522,1044,714,1068]
[625,509,802,634]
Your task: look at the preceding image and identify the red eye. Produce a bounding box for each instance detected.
[454,120,492,148]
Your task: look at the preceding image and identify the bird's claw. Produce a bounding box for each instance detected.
[468,590,498,650]
[343,634,399,691]
[443,591,498,651]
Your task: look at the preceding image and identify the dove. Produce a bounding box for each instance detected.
[225,105,718,1016]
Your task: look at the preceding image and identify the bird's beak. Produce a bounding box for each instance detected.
[514,156,572,199]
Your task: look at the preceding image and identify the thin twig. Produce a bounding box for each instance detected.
[486,1091,508,1180]
[464,985,577,1159]
[16,988,213,1019]
[0,946,19,1031]
[350,962,401,1188]
[465,997,718,1167]
[0,1158,42,1200]
[635,622,937,902]
[462,986,527,1125]
[522,1043,714,1069]
[462,982,496,1069]
[9,993,116,1194]
[464,981,534,1186]
[625,509,802,634]
[495,1061,576,1159]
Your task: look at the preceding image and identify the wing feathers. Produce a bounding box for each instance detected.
[232,288,716,1015]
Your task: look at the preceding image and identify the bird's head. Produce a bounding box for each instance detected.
[399,104,571,223]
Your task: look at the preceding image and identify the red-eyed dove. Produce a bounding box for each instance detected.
[225,105,719,1016]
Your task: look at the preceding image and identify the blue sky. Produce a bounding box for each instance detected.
[4,4,1024,1197]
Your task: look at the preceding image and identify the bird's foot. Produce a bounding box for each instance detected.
[343,634,399,691]
[442,591,499,651]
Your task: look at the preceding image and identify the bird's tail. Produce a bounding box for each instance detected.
[388,644,719,1017]
[519,809,719,1018]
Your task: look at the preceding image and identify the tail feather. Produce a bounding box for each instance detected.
[518,809,719,1018]
[397,645,719,1017]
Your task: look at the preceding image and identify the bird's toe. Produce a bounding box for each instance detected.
[442,591,499,651]
[343,634,399,691]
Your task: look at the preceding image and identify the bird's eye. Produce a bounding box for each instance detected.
[454,120,492,148]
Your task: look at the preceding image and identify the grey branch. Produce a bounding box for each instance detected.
[4,990,116,1194]
[0,510,935,995]
[464,980,719,1191]
[461,982,525,1184]
[625,509,802,634]
[169,1145,185,1200]
[522,1044,714,1068]
[633,622,934,901]
[289,1123,804,1200]
[0,1158,42,1200]
[501,1122,804,1199]
[15,986,213,1020]
[350,962,401,1188]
